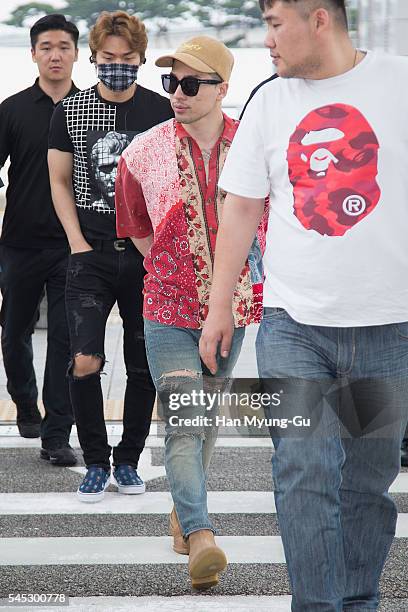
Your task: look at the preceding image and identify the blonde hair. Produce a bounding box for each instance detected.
[89,11,148,63]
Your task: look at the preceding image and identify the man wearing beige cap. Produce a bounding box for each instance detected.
[116,36,266,590]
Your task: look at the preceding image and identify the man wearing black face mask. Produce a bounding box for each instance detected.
[48,11,173,502]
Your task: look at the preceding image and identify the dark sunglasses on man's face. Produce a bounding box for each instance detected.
[161,73,222,97]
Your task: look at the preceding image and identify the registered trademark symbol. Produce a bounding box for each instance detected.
[342,194,366,216]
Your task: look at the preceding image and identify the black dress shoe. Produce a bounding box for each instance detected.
[401,439,408,468]
[16,403,42,438]
[41,441,77,466]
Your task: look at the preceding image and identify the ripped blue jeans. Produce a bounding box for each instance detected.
[144,318,245,537]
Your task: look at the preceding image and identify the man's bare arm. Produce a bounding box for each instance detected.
[199,193,265,374]
[48,149,92,254]
[130,234,153,258]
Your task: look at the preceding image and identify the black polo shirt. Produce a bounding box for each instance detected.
[0,78,78,248]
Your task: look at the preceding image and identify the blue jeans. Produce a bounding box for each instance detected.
[144,319,245,537]
[256,308,408,612]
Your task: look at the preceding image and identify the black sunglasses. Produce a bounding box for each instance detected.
[161,73,222,97]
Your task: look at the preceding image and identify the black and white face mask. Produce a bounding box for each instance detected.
[97,63,139,91]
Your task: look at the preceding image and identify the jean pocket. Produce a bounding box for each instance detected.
[70,249,94,257]
[395,321,408,340]
[262,307,287,320]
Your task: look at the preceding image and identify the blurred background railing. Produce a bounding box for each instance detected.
[352,0,408,55]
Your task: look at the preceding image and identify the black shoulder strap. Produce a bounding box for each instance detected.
[239,74,279,120]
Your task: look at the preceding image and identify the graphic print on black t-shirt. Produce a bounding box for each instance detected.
[287,104,381,237]
[52,85,173,240]
[87,130,138,213]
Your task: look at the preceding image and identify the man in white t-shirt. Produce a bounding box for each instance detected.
[199,1,408,610]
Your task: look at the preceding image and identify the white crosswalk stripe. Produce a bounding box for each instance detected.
[0,425,273,447]
[1,595,296,612]
[0,535,287,566]
[0,491,279,515]
[1,490,408,525]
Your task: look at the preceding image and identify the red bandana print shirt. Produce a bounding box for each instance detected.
[116,115,268,329]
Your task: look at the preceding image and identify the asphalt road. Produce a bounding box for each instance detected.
[0,435,406,611]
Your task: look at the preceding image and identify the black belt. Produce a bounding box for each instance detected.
[87,238,135,252]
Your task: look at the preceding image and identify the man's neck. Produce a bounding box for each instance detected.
[38,76,73,104]
[304,38,365,81]
[182,108,225,152]
[97,81,136,103]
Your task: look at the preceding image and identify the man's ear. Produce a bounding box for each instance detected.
[217,81,229,101]
[314,8,331,34]
[31,47,37,63]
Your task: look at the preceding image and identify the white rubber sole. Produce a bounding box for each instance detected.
[112,476,146,495]
[77,476,110,503]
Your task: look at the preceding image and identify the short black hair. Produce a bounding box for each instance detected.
[30,14,79,49]
[258,0,348,30]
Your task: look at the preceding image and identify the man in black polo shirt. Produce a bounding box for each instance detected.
[48,11,174,502]
[0,14,78,465]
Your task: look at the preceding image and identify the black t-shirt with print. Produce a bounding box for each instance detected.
[49,84,173,241]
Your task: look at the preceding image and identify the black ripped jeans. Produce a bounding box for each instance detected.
[65,240,155,470]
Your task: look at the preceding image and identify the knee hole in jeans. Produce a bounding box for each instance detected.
[72,353,104,378]
[157,369,201,384]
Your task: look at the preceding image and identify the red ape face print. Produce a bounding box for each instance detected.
[287,104,381,237]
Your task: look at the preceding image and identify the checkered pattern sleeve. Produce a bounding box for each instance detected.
[115,156,153,239]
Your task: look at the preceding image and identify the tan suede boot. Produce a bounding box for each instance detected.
[169,507,189,555]
[188,529,227,590]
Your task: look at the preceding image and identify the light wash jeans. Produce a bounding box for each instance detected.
[256,307,408,612]
[144,318,245,537]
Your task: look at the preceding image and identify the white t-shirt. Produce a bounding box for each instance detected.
[219,51,408,327]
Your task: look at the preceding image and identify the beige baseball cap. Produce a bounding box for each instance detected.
[155,36,234,83]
